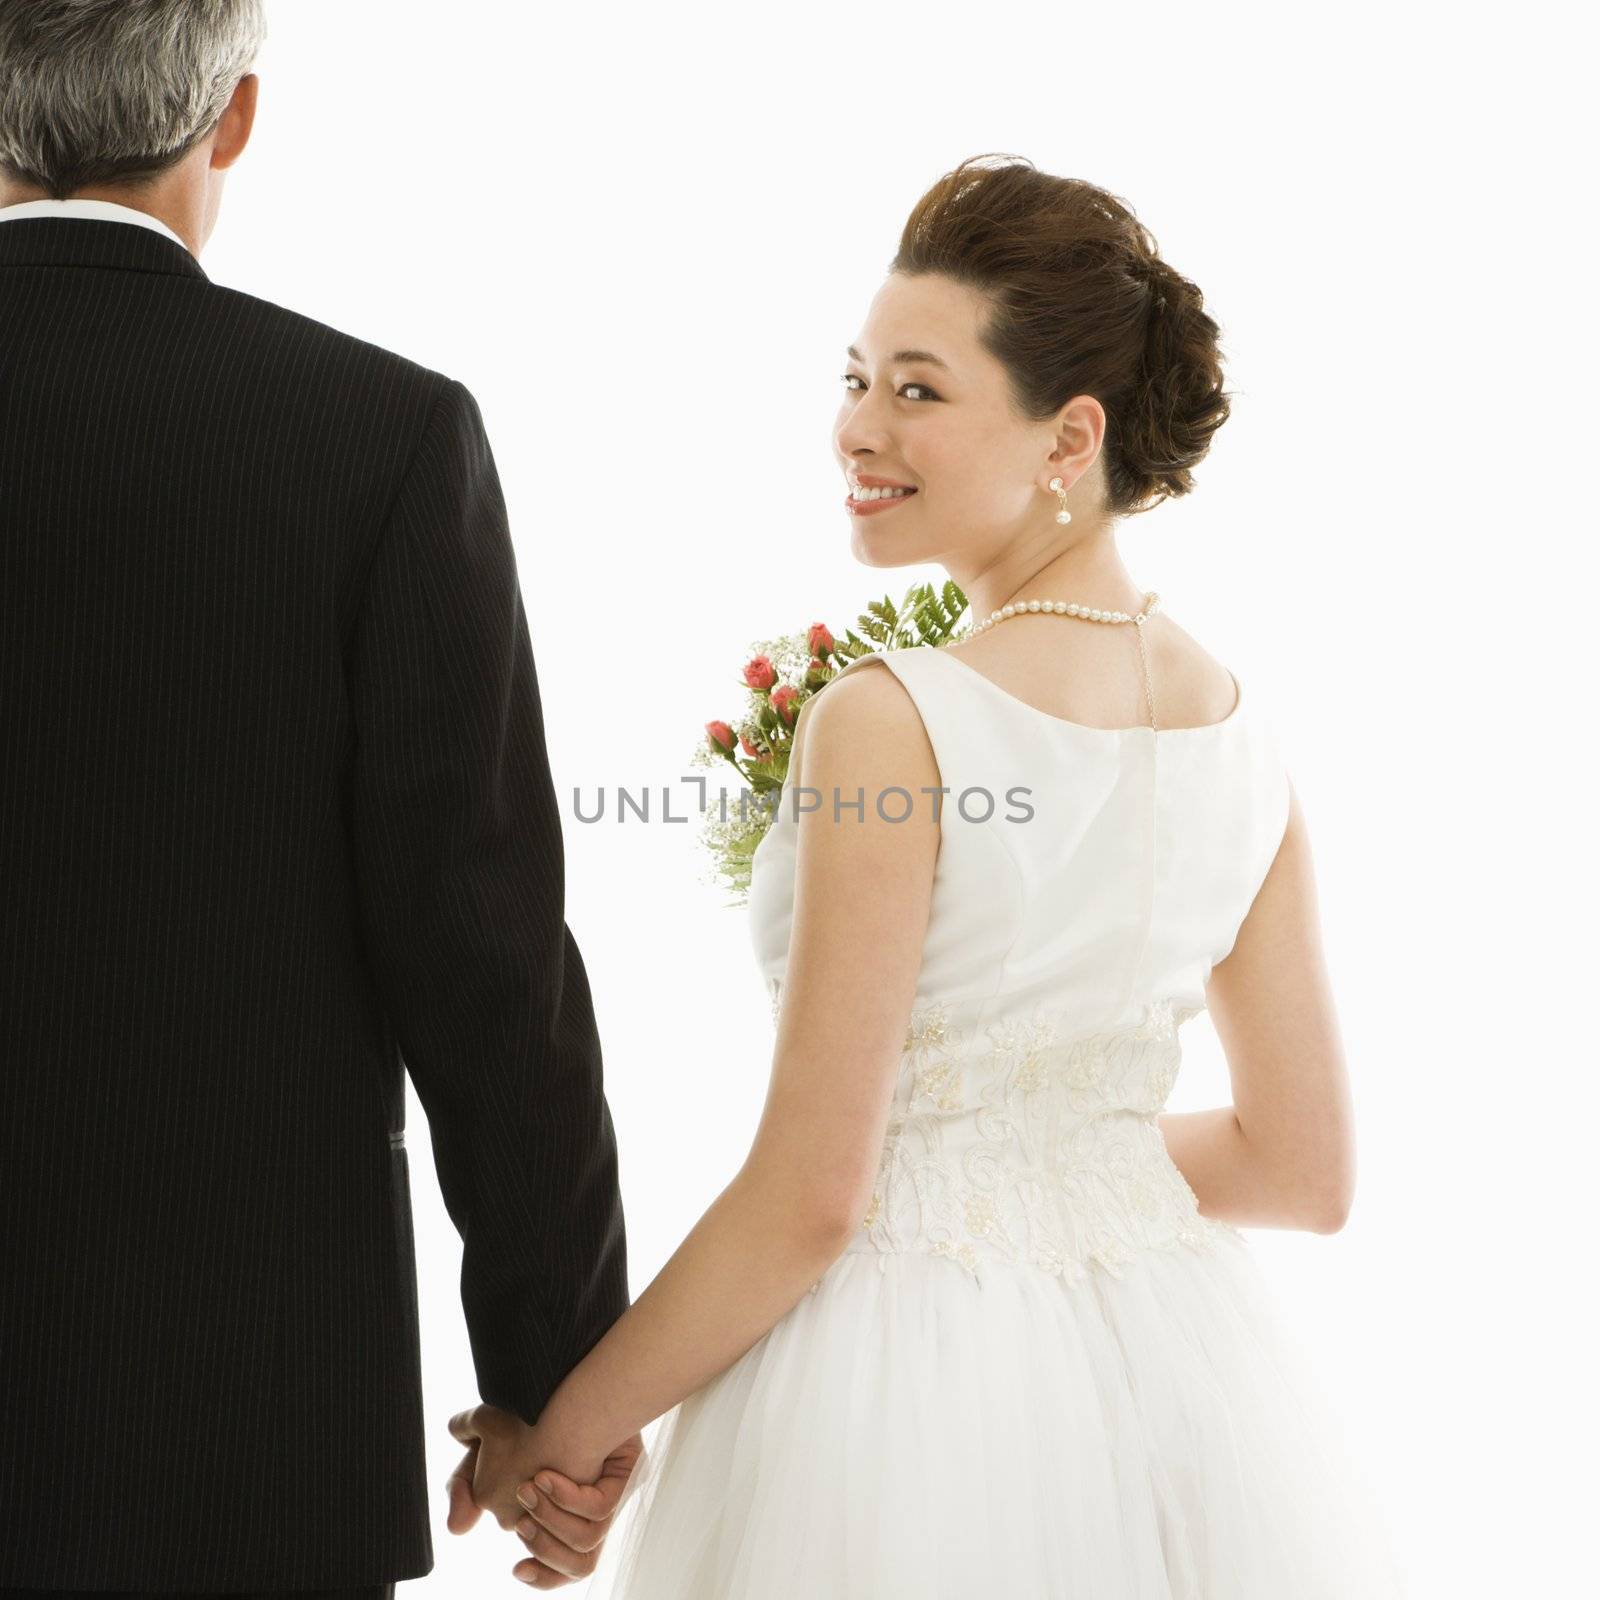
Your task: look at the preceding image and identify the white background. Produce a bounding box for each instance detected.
[210,2,1593,1593]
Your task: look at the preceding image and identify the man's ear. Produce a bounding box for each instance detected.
[210,74,259,173]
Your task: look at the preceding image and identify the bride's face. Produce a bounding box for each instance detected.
[834,270,1066,569]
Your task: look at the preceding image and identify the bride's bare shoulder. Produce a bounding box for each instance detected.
[1148,614,1241,716]
[788,654,927,794]
[945,609,1238,728]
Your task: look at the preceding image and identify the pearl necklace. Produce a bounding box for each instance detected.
[956,590,1161,637]
[940,590,1164,729]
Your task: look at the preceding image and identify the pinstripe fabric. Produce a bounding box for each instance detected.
[4,1590,391,1600]
[0,218,630,1590]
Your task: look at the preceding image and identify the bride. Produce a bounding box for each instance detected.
[457,153,1405,1596]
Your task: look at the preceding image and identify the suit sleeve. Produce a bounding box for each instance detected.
[345,376,630,1426]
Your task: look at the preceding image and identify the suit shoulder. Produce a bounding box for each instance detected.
[202,281,460,413]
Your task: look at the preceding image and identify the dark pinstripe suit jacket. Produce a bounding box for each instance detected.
[0,216,630,1591]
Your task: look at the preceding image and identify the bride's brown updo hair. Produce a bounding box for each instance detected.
[892,154,1232,517]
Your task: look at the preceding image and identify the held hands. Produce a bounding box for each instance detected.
[445,1403,647,1588]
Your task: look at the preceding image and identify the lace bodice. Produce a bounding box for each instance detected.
[748,644,1290,1288]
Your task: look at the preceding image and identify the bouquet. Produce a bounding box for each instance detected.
[692,579,970,904]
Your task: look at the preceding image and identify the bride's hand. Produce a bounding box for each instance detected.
[443,1402,618,1585]
[512,1432,649,1588]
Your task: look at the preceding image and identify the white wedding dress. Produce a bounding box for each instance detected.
[586,642,1405,1598]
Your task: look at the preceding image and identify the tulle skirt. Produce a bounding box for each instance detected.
[584,1231,1406,1598]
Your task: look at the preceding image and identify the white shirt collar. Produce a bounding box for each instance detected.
[0,197,193,257]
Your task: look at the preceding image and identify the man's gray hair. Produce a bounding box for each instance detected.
[0,0,267,198]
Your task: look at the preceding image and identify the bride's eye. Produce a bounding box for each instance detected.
[839,375,941,401]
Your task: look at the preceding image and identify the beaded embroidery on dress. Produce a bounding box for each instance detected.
[587,644,1407,1599]
[847,992,1235,1285]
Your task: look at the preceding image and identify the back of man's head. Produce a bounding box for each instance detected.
[0,0,266,200]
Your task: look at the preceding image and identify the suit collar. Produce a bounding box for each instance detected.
[0,212,208,282]
[0,196,191,250]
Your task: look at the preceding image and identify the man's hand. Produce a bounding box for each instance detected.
[443,1403,646,1588]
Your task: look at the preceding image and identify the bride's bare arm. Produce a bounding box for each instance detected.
[1160,782,1358,1233]
[532,660,940,1464]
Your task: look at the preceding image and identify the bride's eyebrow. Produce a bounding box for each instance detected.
[845,344,951,371]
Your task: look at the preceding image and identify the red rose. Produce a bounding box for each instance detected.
[743,654,777,691]
[705,720,736,755]
[739,730,769,760]
[770,684,799,724]
[808,623,835,658]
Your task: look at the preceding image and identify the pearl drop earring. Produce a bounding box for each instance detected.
[1048,477,1073,525]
